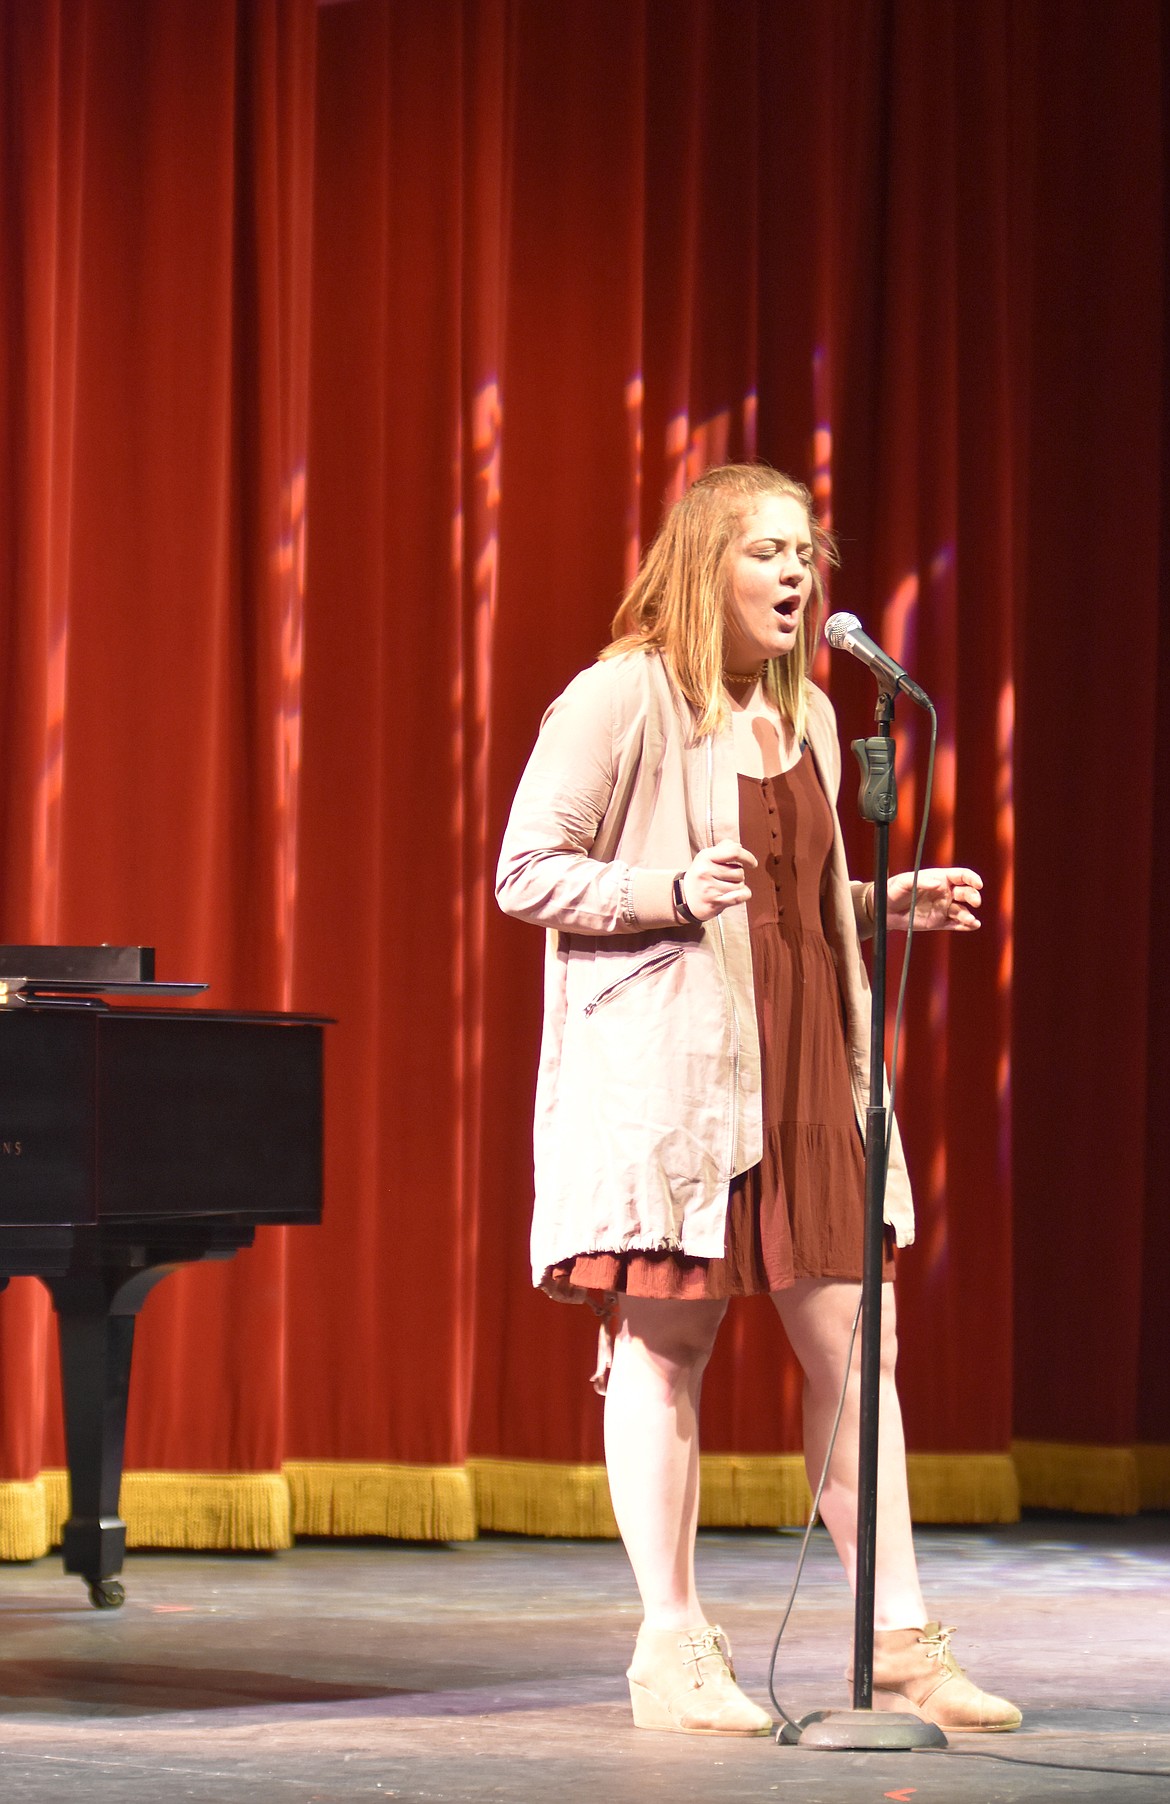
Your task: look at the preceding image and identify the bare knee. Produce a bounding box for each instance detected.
[776,1278,899,1393]
[618,1296,727,1379]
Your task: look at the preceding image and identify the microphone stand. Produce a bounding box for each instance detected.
[779,682,945,1752]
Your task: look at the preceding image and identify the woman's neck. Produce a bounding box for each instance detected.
[726,681,799,775]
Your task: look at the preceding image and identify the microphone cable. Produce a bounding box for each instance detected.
[767,700,938,1731]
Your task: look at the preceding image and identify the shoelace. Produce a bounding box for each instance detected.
[680,1625,735,1686]
[920,1624,961,1672]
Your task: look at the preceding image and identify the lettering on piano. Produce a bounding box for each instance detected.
[1,1140,22,1156]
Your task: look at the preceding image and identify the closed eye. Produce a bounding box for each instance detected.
[747,537,814,563]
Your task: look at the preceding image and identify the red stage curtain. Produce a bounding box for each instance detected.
[1008,0,1170,1504]
[0,0,1166,1550]
[0,0,319,1536]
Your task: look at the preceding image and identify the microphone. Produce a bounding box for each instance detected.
[824,612,932,709]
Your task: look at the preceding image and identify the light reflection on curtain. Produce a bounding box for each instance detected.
[0,0,1165,1541]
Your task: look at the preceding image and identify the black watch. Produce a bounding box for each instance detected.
[673,872,700,926]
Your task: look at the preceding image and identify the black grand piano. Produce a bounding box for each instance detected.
[0,945,325,1608]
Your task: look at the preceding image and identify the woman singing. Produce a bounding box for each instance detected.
[496,463,1020,1737]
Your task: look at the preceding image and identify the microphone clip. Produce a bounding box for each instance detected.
[851,736,898,825]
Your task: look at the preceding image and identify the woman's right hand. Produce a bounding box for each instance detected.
[679,839,757,921]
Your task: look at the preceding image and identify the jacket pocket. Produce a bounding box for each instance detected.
[583,944,684,1016]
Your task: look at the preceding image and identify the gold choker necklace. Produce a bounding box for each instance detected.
[722,666,764,686]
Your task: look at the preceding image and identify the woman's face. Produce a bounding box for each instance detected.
[722,492,815,668]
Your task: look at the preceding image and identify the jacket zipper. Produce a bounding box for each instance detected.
[583,944,684,1015]
[707,736,740,1173]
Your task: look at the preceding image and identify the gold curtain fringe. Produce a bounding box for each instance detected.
[41,1469,68,1545]
[466,1452,1023,1537]
[285,1462,477,1542]
[1,1448,1167,1560]
[0,1470,291,1560]
[692,1453,1020,1528]
[0,1476,61,1562]
[905,1453,1020,1524]
[698,1455,812,1528]
[119,1473,292,1549]
[467,1458,618,1537]
[1012,1440,1144,1514]
[0,1465,477,1558]
[1134,1445,1170,1510]
[1019,1441,1170,1513]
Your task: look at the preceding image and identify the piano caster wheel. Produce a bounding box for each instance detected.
[88,1579,126,1610]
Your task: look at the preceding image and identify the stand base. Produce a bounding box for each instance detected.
[777,1708,947,1750]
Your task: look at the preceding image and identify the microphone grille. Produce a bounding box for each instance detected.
[824,611,861,650]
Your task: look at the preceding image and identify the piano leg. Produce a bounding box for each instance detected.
[47,1265,177,1608]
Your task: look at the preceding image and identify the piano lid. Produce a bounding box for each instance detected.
[0,947,206,1010]
[0,980,208,1009]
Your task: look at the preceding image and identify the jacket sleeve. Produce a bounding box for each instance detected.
[495,662,678,933]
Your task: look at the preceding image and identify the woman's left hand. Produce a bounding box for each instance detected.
[884,867,983,931]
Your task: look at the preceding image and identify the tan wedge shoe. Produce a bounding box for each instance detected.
[870,1623,1022,1732]
[627,1623,773,1735]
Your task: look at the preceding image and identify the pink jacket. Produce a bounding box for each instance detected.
[496,648,914,1286]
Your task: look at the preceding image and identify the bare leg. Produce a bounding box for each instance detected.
[772,1277,926,1631]
[603,1294,727,1629]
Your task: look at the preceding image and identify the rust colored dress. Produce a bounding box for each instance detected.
[545,749,889,1303]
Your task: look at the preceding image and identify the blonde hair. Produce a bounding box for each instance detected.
[604,462,838,740]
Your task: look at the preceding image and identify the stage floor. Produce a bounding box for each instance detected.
[1,1514,1168,1802]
